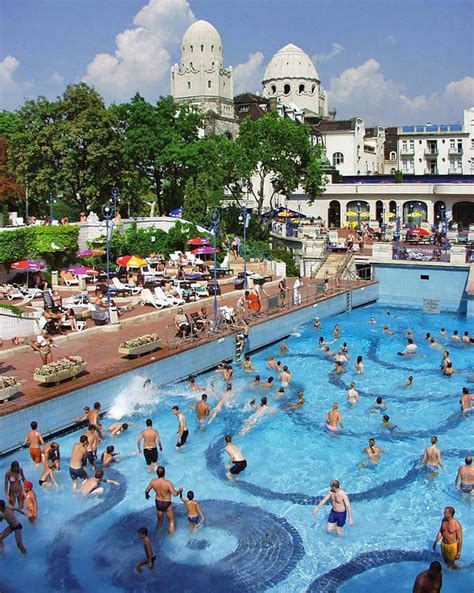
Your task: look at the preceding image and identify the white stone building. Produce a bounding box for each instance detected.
[262,44,328,118]
[398,108,474,175]
[170,20,239,136]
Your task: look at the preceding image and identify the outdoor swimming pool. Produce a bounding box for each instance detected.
[1,304,473,593]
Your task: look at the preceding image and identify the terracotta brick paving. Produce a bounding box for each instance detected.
[0,279,374,417]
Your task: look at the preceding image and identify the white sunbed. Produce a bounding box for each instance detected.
[154,286,184,306]
[140,288,169,309]
[112,277,142,295]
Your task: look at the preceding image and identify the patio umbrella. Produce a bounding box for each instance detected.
[191,246,218,255]
[346,211,370,220]
[169,207,183,218]
[11,260,45,271]
[186,237,210,246]
[116,255,148,268]
[410,227,431,236]
[77,248,106,257]
[67,265,99,276]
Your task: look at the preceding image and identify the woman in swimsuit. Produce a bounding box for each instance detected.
[362,438,384,464]
[4,461,26,509]
[355,355,364,374]
[180,490,204,529]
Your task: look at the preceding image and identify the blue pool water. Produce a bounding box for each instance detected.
[1,304,473,593]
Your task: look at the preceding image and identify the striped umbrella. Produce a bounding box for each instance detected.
[11,260,45,271]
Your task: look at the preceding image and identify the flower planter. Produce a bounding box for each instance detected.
[118,340,160,357]
[34,363,87,384]
[0,384,20,403]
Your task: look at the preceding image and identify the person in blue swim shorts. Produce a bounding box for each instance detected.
[312,479,354,536]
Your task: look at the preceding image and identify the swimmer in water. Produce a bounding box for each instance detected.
[318,336,337,349]
[285,391,305,411]
[267,355,277,369]
[420,436,445,476]
[333,324,340,339]
[208,385,233,424]
[323,345,335,358]
[443,361,458,376]
[403,375,413,387]
[242,355,253,372]
[347,382,359,404]
[188,374,203,391]
[109,422,136,436]
[251,375,261,387]
[326,402,343,433]
[398,338,417,356]
[195,394,210,427]
[279,366,292,386]
[23,481,38,523]
[429,337,444,351]
[369,316,377,324]
[460,387,474,413]
[462,331,470,344]
[455,456,474,495]
[382,415,397,431]
[355,355,364,373]
[312,480,353,536]
[240,397,273,435]
[314,318,321,329]
[439,328,446,337]
[361,438,384,465]
[80,469,120,496]
[275,387,286,399]
[450,330,461,342]
[334,360,346,374]
[383,325,394,335]
[262,376,274,388]
[369,396,387,413]
[101,445,120,467]
[180,490,204,529]
[143,378,152,389]
[279,341,288,354]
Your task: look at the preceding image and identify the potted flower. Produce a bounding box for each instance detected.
[118,333,160,357]
[34,355,87,384]
[0,376,19,402]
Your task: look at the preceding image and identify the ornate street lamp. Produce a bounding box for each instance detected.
[239,202,249,289]
[101,200,116,323]
[48,191,56,223]
[210,208,220,330]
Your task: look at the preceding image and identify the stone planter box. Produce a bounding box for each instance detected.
[34,363,87,384]
[0,384,20,403]
[118,340,160,357]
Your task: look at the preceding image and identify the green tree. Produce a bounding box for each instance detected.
[182,172,222,227]
[236,111,326,215]
[9,83,123,213]
[114,94,203,216]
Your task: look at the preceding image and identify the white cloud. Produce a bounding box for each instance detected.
[50,72,64,86]
[328,58,474,125]
[386,34,397,47]
[233,51,265,94]
[313,42,344,64]
[82,0,194,102]
[0,55,34,109]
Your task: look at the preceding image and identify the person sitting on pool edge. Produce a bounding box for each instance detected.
[312,480,353,536]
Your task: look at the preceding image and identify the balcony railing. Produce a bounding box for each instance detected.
[448,168,462,174]
[400,148,414,156]
[424,168,439,175]
[424,148,439,157]
[448,147,463,155]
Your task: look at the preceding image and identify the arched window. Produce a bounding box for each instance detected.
[208,80,212,89]
[211,45,214,52]
[271,85,276,94]
[311,84,316,92]
[403,201,427,225]
[298,84,305,94]
[201,44,204,52]
[332,152,344,166]
[190,45,193,52]
[328,201,341,227]
[187,82,191,90]
[389,151,397,160]
[283,84,291,95]
[376,200,384,223]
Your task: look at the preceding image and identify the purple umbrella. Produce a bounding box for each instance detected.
[191,246,218,255]
[67,265,98,276]
[77,248,106,257]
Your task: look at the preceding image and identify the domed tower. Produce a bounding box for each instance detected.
[171,20,238,136]
[262,43,328,118]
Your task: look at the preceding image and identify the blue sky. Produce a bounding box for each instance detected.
[1,0,473,124]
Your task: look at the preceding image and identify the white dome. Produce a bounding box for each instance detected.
[182,20,222,53]
[263,43,319,82]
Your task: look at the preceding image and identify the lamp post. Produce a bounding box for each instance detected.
[439,204,448,260]
[48,191,56,223]
[356,201,361,233]
[111,186,120,211]
[101,201,116,323]
[239,202,249,289]
[210,208,220,330]
[395,205,401,260]
[381,203,386,241]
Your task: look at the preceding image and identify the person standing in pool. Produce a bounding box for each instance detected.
[285,391,305,411]
[460,387,474,413]
[279,366,292,387]
[455,456,474,495]
[224,435,247,479]
[347,382,359,405]
[145,466,183,533]
[135,527,155,573]
[433,506,463,569]
[420,436,446,476]
[180,490,205,529]
[137,419,162,472]
[412,561,442,593]
[23,421,45,466]
[0,500,27,554]
[23,481,38,523]
[362,438,384,464]
[326,402,344,433]
[69,435,89,491]
[82,425,99,472]
[312,480,353,536]
[173,406,189,449]
[195,394,210,427]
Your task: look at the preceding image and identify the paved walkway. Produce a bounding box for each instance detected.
[0,278,374,417]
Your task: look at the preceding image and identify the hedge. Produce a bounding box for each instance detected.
[0,225,79,264]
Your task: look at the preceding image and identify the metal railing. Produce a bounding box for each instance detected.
[393,245,450,263]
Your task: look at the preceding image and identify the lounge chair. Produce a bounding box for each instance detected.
[112,277,141,296]
[60,271,79,286]
[140,288,169,309]
[154,286,184,306]
[191,283,209,298]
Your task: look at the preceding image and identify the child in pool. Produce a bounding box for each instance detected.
[180,490,204,528]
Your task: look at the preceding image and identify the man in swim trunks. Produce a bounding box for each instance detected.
[0,500,27,554]
[455,456,474,495]
[196,394,210,427]
[432,506,463,569]
[137,419,162,472]
[347,383,359,404]
[39,442,60,488]
[460,387,474,413]
[412,561,442,593]
[108,421,136,436]
[80,469,120,496]
[262,376,274,388]
[224,435,247,479]
[326,402,343,433]
[279,366,292,387]
[23,421,45,466]
[312,480,353,536]
[267,355,277,369]
[173,405,189,449]
[145,466,183,533]
[420,436,446,475]
[69,435,89,491]
[82,424,99,471]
